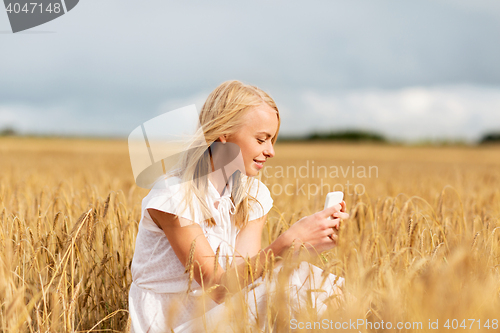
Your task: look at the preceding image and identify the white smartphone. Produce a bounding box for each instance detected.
[324,191,344,219]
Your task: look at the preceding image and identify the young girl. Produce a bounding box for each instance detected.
[128,80,349,332]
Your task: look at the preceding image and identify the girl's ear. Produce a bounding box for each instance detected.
[218,135,227,144]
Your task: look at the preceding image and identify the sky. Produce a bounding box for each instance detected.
[1,0,500,142]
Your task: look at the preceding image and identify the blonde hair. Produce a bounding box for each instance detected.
[175,80,280,228]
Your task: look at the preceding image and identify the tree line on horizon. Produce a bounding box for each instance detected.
[1,126,500,144]
[278,129,500,145]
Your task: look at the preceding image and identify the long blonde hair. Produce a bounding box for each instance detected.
[175,80,280,228]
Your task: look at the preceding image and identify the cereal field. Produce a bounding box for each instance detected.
[1,137,500,332]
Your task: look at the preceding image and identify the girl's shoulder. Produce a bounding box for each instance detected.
[141,176,203,228]
[246,177,272,200]
[151,175,180,187]
[146,175,185,200]
[245,177,273,220]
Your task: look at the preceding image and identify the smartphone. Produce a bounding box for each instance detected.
[324,191,344,219]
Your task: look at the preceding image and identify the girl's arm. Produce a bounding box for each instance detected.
[233,215,267,266]
[233,200,349,261]
[148,203,348,304]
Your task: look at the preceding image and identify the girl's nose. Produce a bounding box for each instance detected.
[264,143,275,158]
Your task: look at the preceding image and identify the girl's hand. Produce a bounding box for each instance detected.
[284,201,349,253]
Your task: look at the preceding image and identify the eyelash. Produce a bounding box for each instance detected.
[257,139,266,144]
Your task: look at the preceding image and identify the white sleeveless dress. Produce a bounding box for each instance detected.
[128,176,344,332]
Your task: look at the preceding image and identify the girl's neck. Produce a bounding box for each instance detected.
[208,141,242,196]
[208,167,230,197]
[208,145,230,196]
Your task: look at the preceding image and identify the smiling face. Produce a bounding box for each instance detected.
[222,103,279,177]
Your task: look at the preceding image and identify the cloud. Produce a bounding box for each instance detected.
[2,85,500,142]
[0,102,130,137]
[157,92,209,116]
[1,0,500,98]
[298,85,500,142]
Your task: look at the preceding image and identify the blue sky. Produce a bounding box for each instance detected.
[1,0,500,142]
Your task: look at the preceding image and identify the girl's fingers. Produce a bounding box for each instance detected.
[326,223,338,238]
[320,203,343,218]
[332,218,341,230]
[326,218,341,230]
[324,214,349,229]
[327,231,338,242]
[324,217,341,229]
[332,211,349,220]
[320,200,349,218]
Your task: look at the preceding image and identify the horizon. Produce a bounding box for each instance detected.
[2,127,499,146]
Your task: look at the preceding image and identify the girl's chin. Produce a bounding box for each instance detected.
[244,167,259,177]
